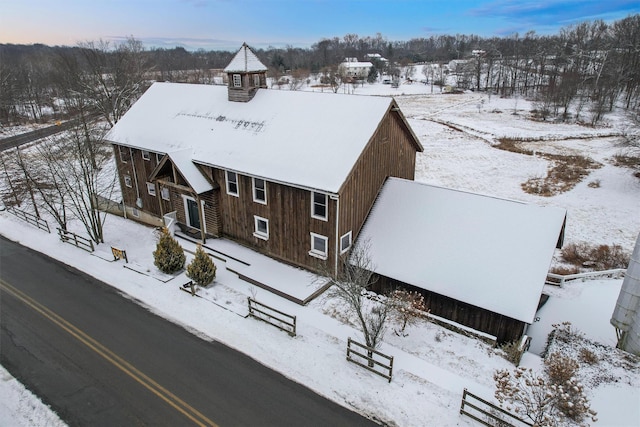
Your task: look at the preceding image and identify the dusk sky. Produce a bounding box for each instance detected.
[2,0,639,51]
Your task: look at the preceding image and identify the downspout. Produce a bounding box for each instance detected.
[129,147,141,209]
[331,194,340,277]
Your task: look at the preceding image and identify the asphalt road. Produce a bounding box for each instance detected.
[0,112,102,152]
[0,236,378,426]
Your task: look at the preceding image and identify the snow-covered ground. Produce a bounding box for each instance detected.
[1,85,639,426]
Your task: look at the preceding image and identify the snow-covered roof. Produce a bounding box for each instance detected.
[167,149,213,194]
[106,82,398,193]
[358,178,567,323]
[340,61,373,68]
[223,43,268,73]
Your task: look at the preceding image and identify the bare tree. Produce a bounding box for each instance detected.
[288,68,309,91]
[328,241,392,352]
[60,37,151,128]
[17,118,116,243]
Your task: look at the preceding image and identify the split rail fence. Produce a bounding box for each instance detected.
[6,206,50,233]
[346,337,394,382]
[545,269,625,286]
[247,297,296,336]
[460,388,533,427]
[57,228,94,253]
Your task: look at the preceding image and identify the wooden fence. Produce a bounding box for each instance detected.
[346,337,394,382]
[6,206,50,233]
[460,388,533,427]
[545,268,625,286]
[57,228,94,253]
[247,297,296,337]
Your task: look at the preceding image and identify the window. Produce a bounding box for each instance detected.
[131,207,140,217]
[142,150,150,161]
[253,216,269,240]
[119,146,129,162]
[311,192,327,220]
[233,74,241,87]
[309,233,328,260]
[161,187,170,201]
[124,175,132,188]
[340,231,352,254]
[146,182,156,196]
[253,74,261,87]
[226,171,239,196]
[156,152,163,163]
[252,178,266,204]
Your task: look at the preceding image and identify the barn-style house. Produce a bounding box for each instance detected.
[105,43,423,275]
[107,43,566,344]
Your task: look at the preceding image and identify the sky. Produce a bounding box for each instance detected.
[1,0,639,51]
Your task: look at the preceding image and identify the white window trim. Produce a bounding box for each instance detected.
[311,191,328,221]
[226,171,239,197]
[253,74,260,87]
[131,207,140,217]
[253,216,269,240]
[309,232,328,260]
[146,182,156,196]
[161,187,170,201]
[142,150,150,161]
[340,231,352,254]
[252,178,267,204]
[182,195,206,233]
[156,152,163,163]
[233,74,241,87]
[124,175,132,188]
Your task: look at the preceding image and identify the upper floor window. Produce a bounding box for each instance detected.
[233,74,242,87]
[119,146,129,163]
[253,178,266,204]
[146,182,156,196]
[311,192,327,221]
[142,150,150,161]
[124,175,132,188]
[156,152,163,163]
[226,171,239,196]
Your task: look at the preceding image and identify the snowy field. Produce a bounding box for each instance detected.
[1,85,639,426]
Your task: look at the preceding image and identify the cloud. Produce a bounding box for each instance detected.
[470,0,640,30]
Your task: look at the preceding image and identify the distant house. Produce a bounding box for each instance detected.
[339,57,374,79]
[106,43,423,275]
[365,53,388,63]
[357,178,567,343]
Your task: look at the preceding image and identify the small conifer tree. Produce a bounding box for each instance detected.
[153,227,186,274]
[186,245,216,287]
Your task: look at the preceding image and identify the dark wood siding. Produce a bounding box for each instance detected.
[113,145,166,217]
[212,167,335,272]
[372,275,527,344]
[338,109,418,249]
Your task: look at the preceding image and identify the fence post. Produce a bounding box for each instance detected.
[460,388,467,414]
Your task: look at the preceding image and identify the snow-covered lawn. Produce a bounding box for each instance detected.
[1,88,639,426]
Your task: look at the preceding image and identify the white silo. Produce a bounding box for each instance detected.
[611,233,640,355]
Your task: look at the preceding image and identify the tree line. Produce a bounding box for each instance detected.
[1,14,639,127]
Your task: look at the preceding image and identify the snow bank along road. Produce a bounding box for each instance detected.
[0,236,377,426]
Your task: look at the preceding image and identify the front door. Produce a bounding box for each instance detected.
[185,197,201,230]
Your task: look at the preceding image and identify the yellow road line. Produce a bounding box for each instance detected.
[0,279,218,427]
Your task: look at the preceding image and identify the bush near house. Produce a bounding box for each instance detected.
[186,245,216,287]
[153,227,186,274]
